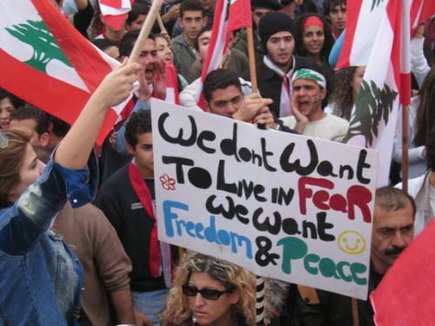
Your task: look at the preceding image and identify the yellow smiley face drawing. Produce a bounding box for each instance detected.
[337,230,367,255]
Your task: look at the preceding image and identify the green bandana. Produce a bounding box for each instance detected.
[291,68,326,89]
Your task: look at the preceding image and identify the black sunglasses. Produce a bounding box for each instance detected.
[182,285,234,300]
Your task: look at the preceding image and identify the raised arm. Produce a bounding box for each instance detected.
[55,63,140,169]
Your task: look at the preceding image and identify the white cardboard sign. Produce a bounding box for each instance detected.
[151,99,378,299]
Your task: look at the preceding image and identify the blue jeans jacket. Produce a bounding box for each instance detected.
[0,155,97,325]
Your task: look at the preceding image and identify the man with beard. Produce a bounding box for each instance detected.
[252,11,317,119]
[282,187,416,326]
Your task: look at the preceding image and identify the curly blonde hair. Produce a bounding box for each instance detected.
[161,251,256,325]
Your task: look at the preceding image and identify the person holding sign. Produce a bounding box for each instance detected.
[202,69,276,128]
[160,251,256,326]
[278,67,349,141]
[282,187,415,326]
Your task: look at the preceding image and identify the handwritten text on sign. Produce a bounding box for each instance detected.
[151,99,378,299]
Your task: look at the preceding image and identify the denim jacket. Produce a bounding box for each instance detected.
[0,155,98,326]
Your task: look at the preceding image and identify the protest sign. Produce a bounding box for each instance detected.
[151,99,378,299]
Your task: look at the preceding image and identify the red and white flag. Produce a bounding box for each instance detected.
[0,0,129,145]
[371,220,435,324]
[196,0,252,108]
[336,0,412,186]
[410,0,435,35]
[99,0,132,31]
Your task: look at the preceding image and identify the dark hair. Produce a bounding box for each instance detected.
[119,30,156,57]
[294,13,335,64]
[125,109,152,148]
[180,0,205,18]
[0,89,24,109]
[330,66,357,120]
[426,129,435,172]
[47,115,70,138]
[203,69,242,102]
[375,186,416,219]
[193,25,212,51]
[10,105,49,136]
[323,0,346,16]
[92,39,118,52]
[126,2,149,26]
[414,65,435,146]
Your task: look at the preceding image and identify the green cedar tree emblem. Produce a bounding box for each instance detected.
[345,80,398,146]
[371,0,386,11]
[5,20,72,73]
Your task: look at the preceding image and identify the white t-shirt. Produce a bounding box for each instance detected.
[279,113,349,142]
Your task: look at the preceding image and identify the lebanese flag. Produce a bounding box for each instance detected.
[410,0,435,35]
[165,62,180,105]
[0,0,130,145]
[336,0,412,186]
[99,0,132,31]
[196,0,252,109]
[371,220,435,324]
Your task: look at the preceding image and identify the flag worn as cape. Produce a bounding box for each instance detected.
[196,0,252,109]
[336,0,412,186]
[0,0,129,145]
[371,220,435,324]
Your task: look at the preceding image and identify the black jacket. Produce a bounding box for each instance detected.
[251,56,318,119]
[95,165,167,292]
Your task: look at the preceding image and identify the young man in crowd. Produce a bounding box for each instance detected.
[254,11,317,119]
[188,26,249,81]
[171,0,207,82]
[9,106,52,162]
[279,68,349,141]
[232,0,282,64]
[96,110,172,326]
[203,69,275,128]
[9,106,50,148]
[324,0,347,39]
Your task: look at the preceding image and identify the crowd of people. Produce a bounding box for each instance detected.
[0,0,434,325]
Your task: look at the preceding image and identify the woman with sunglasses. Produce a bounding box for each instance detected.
[161,252,256,326]
[0,62,139,325]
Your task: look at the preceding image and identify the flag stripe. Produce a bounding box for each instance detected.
[336,0,363,69]
[0,49,89,122]
[200,0,228,81]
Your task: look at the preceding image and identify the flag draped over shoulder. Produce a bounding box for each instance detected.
[196,0,252,108]
[336,0,412,186]
[0,0,128,145]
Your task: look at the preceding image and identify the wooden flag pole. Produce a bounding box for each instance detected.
[128,0,163,63]
[246,27,258,93]
[402,104,409,193]
[246,25,266,326]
